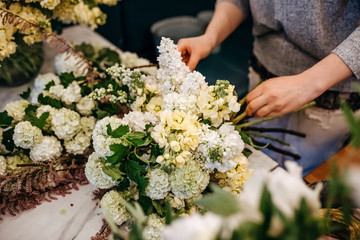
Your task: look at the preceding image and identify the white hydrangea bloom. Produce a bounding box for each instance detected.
[179,71,207,96]
[49,85,64,100]
[120,51,157,76]
[80,116,97,137]
[36,105,57,130]
[6,153,32,173]
[30,73,60,103]
[162,213,222,240]
[198,123,244,172]
[64,131,91,155]
[143,214,165,240]
[51,108,81,140]
[162,93,199,115]
[156,37,190,94]
[92,116,126,158]
[170,160,209,199]
[85,152,118,189]
[145,168,171,200]
[30,136,63,162]
[13,121,43,149]
[40,0,61,10]
[0,156,6,175]
[165,193,185,210]
[76,96,96,115]
[4,100,30,122]
[100,190,131,225]
[54,52,88,77]
[121,111,158,132]
[60,81,82,105]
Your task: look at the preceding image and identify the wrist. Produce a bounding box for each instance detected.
[203,31,218,50]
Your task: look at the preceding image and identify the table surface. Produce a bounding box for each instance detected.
[0,26,281,240]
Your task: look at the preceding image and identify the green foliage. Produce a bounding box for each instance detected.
[242,148,253,157]
[125,132,152,147]
[20,87,31,100]
[195,184,241,217]
[125,160,148,195]
[106,144,130,164]
[0,111,14,127]
[97,48,121,67]
[44,80,55,91]
[116,178,130,192]
[23,105,49,130]
[95,109,111,119]
[238,130,268,150]
[74,43,96,60]
[341,102,360,147]
[2,128,15,152]
[102,164,125,181]
[107,124,130,138]
[38,93,63,109]
[59,72,86,88]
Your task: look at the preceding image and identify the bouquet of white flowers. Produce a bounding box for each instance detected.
[85,37,253,239]
[0,43,155,215]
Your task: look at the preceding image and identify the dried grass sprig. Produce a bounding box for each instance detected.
[0,155,89,218]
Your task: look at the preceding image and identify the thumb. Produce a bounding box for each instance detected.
[187,54,200,71]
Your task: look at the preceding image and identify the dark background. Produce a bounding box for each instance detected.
[96,0,253,97]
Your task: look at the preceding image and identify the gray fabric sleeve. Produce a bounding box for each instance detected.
[216,0,250,19]
[332,26,360,79]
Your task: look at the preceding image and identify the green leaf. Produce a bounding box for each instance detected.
[102,164,125,181]
[44,80,55,91]
[242,148,253,158]
[152,200,164,216]
[199,119,212,125]
[95,109,110,119]
[0,111,14,127]
[117,178,130,192]
[125,160,148,194]
[20,87,31,100]
[33,112,49,130]
[150,144,164,162]
[106,144,130,164]
[2,128,15,152]
[83,0,98,8]
[74,43,96,60]
[195,184,241,217]
[125,132,152,147]
[341,102,360,147]
[97,48,121,67]
[239,131,268,150]
[59,72,76,88]
[107,124,130,138]
[38,93,63,109]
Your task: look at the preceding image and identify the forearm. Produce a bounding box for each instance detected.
[203,1,245,49]
[301,53,354,97]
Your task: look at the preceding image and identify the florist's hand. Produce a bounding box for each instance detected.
[177,35,215,71]
[245,74,322,118]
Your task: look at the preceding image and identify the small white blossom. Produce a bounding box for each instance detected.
[143,214,165,240]
[76,96,96,115]
[121,111,158,132]
[162,213,222,240]
[64,131,91,155]
[51,108,81,140]
[100,190,131,225]
[85,152,118,189]
[145,168,171,200]
[54,52,88,77]
[4,100,30,122]
[170,160,209,199]
[0,156,6,175]
[199,123,244,172]
[162,93,199,115]
[13,121,43,149]
[60,81,82,105]
[30,73,60,103]
[30,136,63,162]
[179,71,207,96]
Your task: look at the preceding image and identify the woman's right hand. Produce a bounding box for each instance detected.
[177,34,216,71]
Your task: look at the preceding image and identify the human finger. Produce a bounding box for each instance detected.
[246,85,263,102]
[245,95,267,116]
[187,53,201,71]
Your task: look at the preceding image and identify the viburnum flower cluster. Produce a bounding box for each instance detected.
[0,43,148,176]
[0,0,121,60]
[85,37,252,238]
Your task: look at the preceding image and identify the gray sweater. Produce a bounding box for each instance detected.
[218,0,360,92]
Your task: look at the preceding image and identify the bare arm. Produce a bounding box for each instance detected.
[246,53,354,117]
[177,2,245,70]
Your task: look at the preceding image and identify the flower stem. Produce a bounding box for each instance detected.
[244,130,291,146]
[237,101,316,129]
[232,111,247,125]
